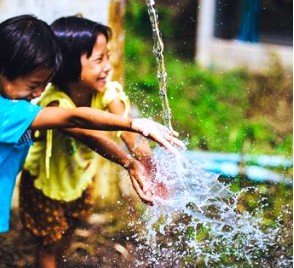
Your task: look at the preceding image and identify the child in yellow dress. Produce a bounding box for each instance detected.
[19,15,177,268]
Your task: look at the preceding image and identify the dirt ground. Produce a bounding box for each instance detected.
[0,207,152,268]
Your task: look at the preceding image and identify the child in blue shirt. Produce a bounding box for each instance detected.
[0,15,183,233]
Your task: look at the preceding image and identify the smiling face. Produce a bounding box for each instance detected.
[79,34,111,93]
[0,68,53,101]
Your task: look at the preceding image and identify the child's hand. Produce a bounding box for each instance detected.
[127,160,154,204]
[137,156,171,200]
[131,119,186,154]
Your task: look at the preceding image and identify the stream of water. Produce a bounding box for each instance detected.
[145,0,173,131]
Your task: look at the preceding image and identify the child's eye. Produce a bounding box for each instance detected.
[28,86,37,90]
[95,58,103,63]
[28,84,43,91]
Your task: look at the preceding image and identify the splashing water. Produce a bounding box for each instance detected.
[130,148,288,267]
[146,0,173,130]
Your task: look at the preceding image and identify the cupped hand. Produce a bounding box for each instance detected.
[129,157,172,202]
[127,160,154,204]
[131,118,186,154]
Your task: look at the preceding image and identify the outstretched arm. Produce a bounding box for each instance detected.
[30,106,184,153]
[107,97,171,199]
[107,98,154,163]
[62,127,153,203]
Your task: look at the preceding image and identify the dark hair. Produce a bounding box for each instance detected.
[50,15,111,88]
[0,15,62,80]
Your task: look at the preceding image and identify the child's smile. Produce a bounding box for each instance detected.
[80,34,111,93]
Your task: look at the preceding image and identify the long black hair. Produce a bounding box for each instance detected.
[0,15,62,80]
[50,15,111,89]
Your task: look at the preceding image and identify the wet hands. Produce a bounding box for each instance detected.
[127,160,154,204]
[131,118,186,154]
[128,157,171,204]
[140,156,170,200]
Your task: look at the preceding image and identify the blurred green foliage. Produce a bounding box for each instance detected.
[124,2,293,159]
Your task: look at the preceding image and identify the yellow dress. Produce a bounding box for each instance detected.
[24,81,131,204]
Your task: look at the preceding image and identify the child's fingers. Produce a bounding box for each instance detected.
[147,133,183,155]
[131,170,149,192]
[131,177,154,204]
[168,129,179,137]
[165,135,186,148]
[151,123,186,149]
[131,118,185,152]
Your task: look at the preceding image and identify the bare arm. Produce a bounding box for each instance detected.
[30,106,132,131]
[62,127,153,203]
[33,101,154,203]
[63,128,133,168]
[108,98,171,199]
[30,106,184,153]
[107,98,155,169]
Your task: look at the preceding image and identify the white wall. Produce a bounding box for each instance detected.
[0,0,110,24]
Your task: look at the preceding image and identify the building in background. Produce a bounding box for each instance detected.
[196,0,293,71]
[0,0,292,72]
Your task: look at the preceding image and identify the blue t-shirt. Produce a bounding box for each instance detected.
[0,95,42,232]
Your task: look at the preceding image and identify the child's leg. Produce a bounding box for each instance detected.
[35,243,57,268]
[56,225,77,267]
[19,171,95,267]
[35,225,77,268]
[19,171,73,267]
